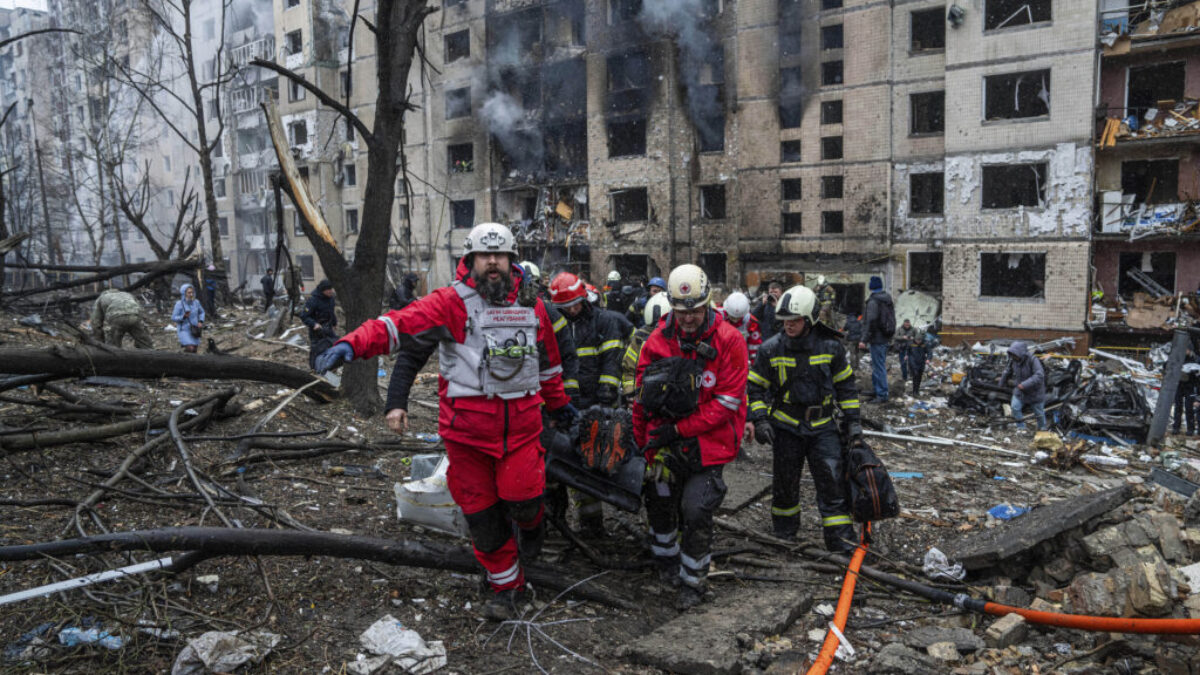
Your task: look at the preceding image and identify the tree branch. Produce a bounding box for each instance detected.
[249,58,374,146]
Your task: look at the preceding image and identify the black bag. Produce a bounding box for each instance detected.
[188,323,202,339]
[639,356,704,420]
[879,303,896,341]
[843,440,900,522]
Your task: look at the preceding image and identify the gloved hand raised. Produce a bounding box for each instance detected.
[754,421,775,445]
[314,342,354,374]
[646,424,680,449]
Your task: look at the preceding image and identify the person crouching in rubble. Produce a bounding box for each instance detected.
[746,285,863,553]
[313,223,578,622]
[633,264,748,610]
[998,341,1047,431]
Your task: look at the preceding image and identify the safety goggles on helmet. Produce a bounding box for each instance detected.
[463,222,516,257]
[549,272,587,308]
[774,284,817,322]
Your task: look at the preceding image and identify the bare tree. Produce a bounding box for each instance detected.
[112,0,236,287]
[251,0,435,414]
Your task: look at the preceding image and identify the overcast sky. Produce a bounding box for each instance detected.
[0,0,48,10]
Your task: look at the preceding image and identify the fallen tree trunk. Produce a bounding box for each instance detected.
[0,527,635,610]
[1,411,172,455]
[0,346,337,401]
[1,259,200,300]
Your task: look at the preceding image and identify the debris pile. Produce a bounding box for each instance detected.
[948,353,1081,417]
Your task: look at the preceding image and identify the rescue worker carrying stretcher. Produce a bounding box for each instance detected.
[746,284,863,554]
[314,223,577,622]
[633,264,749,610]
[547,271,627,536]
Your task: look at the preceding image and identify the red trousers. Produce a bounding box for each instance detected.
[446,437,545,591]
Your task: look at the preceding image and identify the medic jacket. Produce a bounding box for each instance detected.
[747,326,861,433]
[339,260,570,457]
[633,310,749,467]
[719,311,763,364]
[565,305,626,408]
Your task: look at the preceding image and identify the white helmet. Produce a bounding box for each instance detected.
[723,292,750,321]
[644,293,672,326]
[667,264,711,310]
[520,260,540,280]
[816,275,826,286]
[775,284,817,322]
[463,222,516,257]
[607,270,621,283]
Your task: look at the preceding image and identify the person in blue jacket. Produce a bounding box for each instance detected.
[172,284,205,353]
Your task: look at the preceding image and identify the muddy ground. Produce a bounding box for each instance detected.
[0,303,1195,674]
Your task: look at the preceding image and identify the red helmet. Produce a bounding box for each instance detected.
[549,272,587,308]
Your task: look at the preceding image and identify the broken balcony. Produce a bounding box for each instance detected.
[1100,0,1200,50]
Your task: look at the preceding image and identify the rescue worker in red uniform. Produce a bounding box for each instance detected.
[745,285,862,553]
[315,223,577,621]
[718,291,762,365]
[633,264,749,610]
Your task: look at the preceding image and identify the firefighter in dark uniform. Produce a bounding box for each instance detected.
[746,284,863,554]
[550,272,624,408]
[548,271,626,536]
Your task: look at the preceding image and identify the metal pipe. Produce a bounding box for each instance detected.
[1148,328,1192,445]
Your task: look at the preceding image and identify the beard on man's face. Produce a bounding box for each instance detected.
[472,267,512,305]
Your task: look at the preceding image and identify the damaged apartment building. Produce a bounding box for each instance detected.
[267,0,1197,347]
[1092,0,1200,342]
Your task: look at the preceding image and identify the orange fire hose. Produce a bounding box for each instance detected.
[981,603,1200,634]
[803,521,1200,675]
[806,528,869,675]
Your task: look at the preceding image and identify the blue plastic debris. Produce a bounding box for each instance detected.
[1067,430,1136,446]
[891,472,924,479]
[414,433,441,443]
[58,627,125,650]
[4,622,55,661]
[987,504,1028,520]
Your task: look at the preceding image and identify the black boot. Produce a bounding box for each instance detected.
[518,521,545,561]
[482,586,533,622]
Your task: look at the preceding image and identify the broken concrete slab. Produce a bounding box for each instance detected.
[984,613,1028,649]
[1128,560,1174,616]
[869,643,941,674]
[717,460,772,515]
[1066,570,1129,616]
[927,641,960,662]
[944,486,1132,570]
[902,626,985,653]
[617,587,812,675]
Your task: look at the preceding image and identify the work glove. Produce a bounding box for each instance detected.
[552,403,579,427]
[648,446,686,483]
[646,424,680,449]
[596,384,618,405]
[314,342,354,374]
[754,421,775,445]
[844,420,865,448]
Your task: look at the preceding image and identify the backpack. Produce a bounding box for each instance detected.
[879,301,896,339]
[639,356,705,420]
[843,440,900,522]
